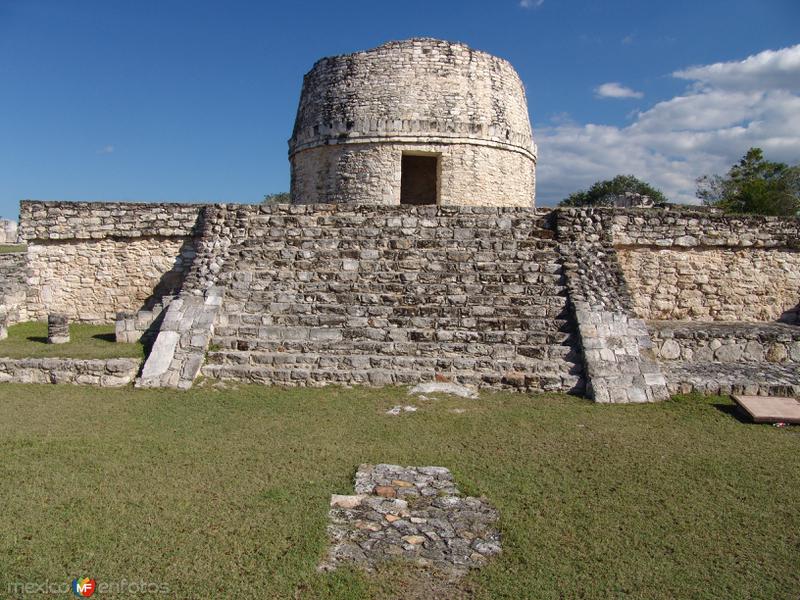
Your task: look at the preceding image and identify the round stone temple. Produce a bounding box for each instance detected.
[289,38,537,207]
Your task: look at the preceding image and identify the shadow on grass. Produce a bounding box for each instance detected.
[713,402,754,424]
[25,336,48,344]
[92,333,116,343]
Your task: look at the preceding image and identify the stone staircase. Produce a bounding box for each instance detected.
[201,209,584,392]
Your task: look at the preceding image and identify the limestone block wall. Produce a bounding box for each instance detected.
[649,322,800,365]
[0,219,19,244]
[617,248,800,322]
[19,201,204,323]
[0,357,139,387]
[10,200,799,397]
[291,142,534,207]
[611,210,800,322]
[289,38,536,207]
[199,204,583,392]
[0,251,27,323]
[555,209,669,403]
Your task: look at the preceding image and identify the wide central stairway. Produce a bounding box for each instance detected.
[201,207,584,392]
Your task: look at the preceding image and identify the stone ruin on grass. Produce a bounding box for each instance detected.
[320,464,501,576]
[0,38,797,402]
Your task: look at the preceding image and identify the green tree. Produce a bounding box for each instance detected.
[559,175,668,207]
[696,148,800,216]
[263,192,290,205]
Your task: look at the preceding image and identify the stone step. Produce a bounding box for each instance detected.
[219,314,571,329]
[212,325,576,346]
[200,363,584,393]
[217,312,573,330]
[221,270,566,286]
[209,335,578,354]
[663,361,800,397]
[242,214,555,227]
[206,343,580,367]
[231,231,559,245]
[221,299,569,318]
[226,251,563,262]
[222,287,570,304]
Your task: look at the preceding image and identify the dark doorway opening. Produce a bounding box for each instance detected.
[400,154,438,205]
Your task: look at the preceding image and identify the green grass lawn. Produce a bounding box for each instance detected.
[0,385,798,599]
[0,321,144,359]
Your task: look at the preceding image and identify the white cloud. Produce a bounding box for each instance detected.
[674,44,800,92]
[594,82,644,99]
[536,45,800,205]
[97,145,115,154]
[621,34,634,45]
[519,0,544,8]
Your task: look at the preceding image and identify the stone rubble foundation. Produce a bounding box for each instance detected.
[320,464,500,576]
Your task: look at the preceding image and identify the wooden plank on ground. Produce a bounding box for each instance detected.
[732,395,800,424]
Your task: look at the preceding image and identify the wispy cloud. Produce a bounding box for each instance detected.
[621,34,634,45]
[536,44,800,205]
[97,145,115,155]
[594,82,644,99]
[519,0,544,9]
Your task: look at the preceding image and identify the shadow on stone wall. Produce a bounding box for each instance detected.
[140,237,198,312]
[779,303,800,325]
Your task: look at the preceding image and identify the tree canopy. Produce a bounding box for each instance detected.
[696,148,799,216]
[263,192,291,205]
[559,175,668,207]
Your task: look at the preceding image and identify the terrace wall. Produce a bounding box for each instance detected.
[611,211,800,323]
[8,201,800,399]
[18,201,203,323]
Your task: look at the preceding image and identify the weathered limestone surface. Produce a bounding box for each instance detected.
[18,202,201,323]
[46,313,70,344]
[650,320,800,396]
[664,362,800,397]
[618,248,800,322]
[0,219,18,244]
[24,237,195,323]
[18,201,205,241]
[610,210,800,250]
[201,205,583,392]
[115,296,175,344]
[6,200,799,401]
[0,251,27,324]
[557,209,669,403]
[321,464,500,575]
[137,287,223,389]
[612,210,800,323]
[291,142,535,207]
[290,38,536,206]
[0,357,139,386]
[650,321,800,364]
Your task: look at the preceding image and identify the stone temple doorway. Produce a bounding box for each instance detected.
[400,154,438,205]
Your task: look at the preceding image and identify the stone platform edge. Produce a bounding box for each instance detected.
[0,357,140,387]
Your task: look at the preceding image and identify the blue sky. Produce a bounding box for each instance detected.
[1,0,799,218]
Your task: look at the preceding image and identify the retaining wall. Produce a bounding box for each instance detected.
[18,201,203,322]
[612,211,800,322]
[0,357,139,386]
[0,251,27,324]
